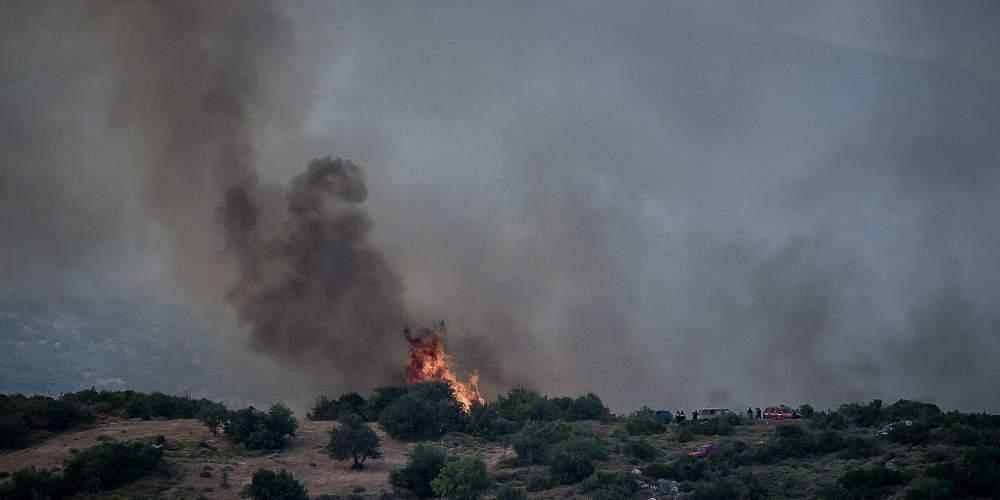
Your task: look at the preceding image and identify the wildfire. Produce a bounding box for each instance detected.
[403,321,485,411]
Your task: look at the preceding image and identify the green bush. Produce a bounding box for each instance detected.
[837,400,886,428]
[644,456,705,482]
[623,438,658,461]
[496,483,528,500]
[565,393,611,421]
[903,476,953,500]
[625,407,666,435]
[798,404,816,419]
[363,386,409,421]
[837,465,909,497]
[240,469,308,500]
[692,478,741,500]
[512,420,587,464]
[548,437,606,484]
[225,403,298,450]
[0,414,30,449]
[579,472,637,500]
[467,403,517,439]
[810,411,847,430]
[62,438,165,492]
[390,444,448,497]
[307,395,340,421]
[0,467,65,499]
[378,383,468,440]
[887,421,931,445]
[197,402,228,436]
[675,426,695,442]
[431,457,492,500]
[926,446,1000,497]
[0,438,165,498]
[327,414,381,470]
[525,471,554,492]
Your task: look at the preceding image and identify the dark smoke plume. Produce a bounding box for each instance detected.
[85,1,406,390]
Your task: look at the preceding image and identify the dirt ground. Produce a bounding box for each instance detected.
[0,417,508,498]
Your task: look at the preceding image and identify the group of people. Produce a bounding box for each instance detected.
[671,407,764,424]
[747,407,763,419]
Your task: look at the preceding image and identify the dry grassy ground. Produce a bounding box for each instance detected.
[0,417,507,499]
[0,417,930,499]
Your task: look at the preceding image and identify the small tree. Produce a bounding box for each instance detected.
[431,457,492,500]
[327,414,382,470]
[240,469,308,500]
[197,403,228,436]
[390,444,448,497]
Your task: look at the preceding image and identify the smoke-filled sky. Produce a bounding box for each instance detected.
[2,0,999,411]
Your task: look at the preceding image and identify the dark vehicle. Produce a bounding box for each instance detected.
[763,405,802,420]
[697,408,734,419]
[688,442,719,458]
[876,420,913,438]
[654,410,673,423]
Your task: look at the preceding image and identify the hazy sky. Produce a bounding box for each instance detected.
[2,1,999,411]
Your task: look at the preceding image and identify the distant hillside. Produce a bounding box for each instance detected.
[0,298,272,405]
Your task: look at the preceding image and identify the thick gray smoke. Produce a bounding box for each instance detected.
[81,1,407,390]
[3,1,1000,411]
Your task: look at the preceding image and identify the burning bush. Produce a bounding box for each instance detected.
[404,322,484,410]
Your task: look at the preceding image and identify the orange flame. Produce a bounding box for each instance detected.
[404,321,484,411]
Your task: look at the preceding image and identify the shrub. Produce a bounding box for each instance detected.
[61,438,165,492]
[467,403,517,439]
[431,457,492,500]
[525,472,554,492]
[493,387,563,424]
[496,483,528,500]
[240,469,309,500]
[926,445,1000,497]
[566,393,611,421]
[623,438,658,461]
[903,476,953,500]
[548,437,606,484]
[512,420,587,464]
[837,400,886,428]
[810,411,847,430]
[692,478,741,500]
[0,414,30,449]
[0,467,65,499]
[327,414,382,470]
[642,462,672,479]
[580,472,637,500]
[379,392,441,440]
[644,456,705,482]
[798,404,816,419]
[225,403,298,450]
[837,465,909,497]
[389,444,448,497]
[887,421,931,445]
[378,383,468,440]
[307,395,340,421]
[363,386,409,421]
[625,407,666,435]
[196,402,228,436]
[675,426,695,443]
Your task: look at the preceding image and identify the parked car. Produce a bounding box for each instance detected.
[876,420,913,438]
[696,408,734,419]
[763,405,802,420]
[688,442,719,458]
[654,410,673,423]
